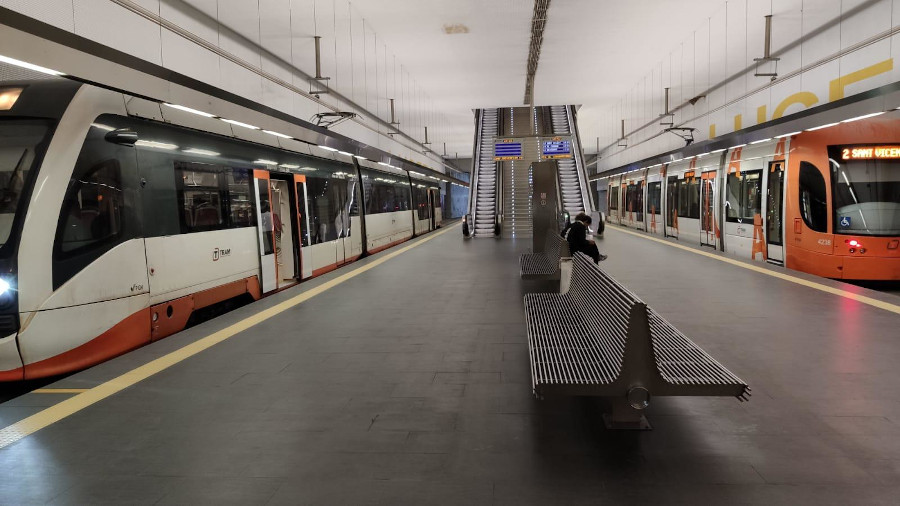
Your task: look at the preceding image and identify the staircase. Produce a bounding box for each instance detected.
[549,105,586,216]
[471,109,499,237]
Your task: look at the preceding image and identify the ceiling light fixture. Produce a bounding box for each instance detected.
[805,122,838,131]
[0,54,64,76]
[164,103,216,118]
[263,130,292,139]
[221,118,260,130]
[841,111,884,123]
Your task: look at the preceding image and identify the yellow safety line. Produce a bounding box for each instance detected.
[0,225,458,449]
[607,226,900,315]
[31,389,89,394]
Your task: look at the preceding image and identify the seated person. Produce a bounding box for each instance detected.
[564,213,607,263]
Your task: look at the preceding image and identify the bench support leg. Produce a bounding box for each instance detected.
[602,397,652,430]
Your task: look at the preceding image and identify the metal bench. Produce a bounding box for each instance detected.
[519,232,570,280]
[524,253,750,429]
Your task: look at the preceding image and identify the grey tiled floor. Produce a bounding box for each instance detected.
[1,224,899,505]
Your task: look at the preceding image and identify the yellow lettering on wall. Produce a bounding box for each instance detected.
[734,114,742,131]
[757,105,767,124]
[709,124,716,138]
[829,58,894,102]
[772,92,819,119]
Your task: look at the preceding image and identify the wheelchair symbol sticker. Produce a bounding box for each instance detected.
[839,216,851,228]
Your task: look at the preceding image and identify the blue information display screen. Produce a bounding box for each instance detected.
[494,142,523,160]
[542,140,571,157]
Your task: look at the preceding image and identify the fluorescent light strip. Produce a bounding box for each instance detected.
[0,54,64,76]
[730,144,747,149]
[183,148,220,156]
[775,131,801,139]
[841,111,884,123]
[135,140,177,150]
[338,151,354,157]
[805,122,838,131]
[354,155,367,160]
[378,161,392,166]
[164,103,216,118]
[410,171,425,177]
[254,159,278,165]
[750,138,772,144]
[318,145,338,152]
[710,148,726,153]
[280,164,300,169]
[263,130,292,139]
[221,118,259,130]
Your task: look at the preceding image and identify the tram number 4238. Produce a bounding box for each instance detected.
[817,239,832,247]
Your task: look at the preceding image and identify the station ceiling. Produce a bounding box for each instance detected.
[347,0,726,158]
[178,0,725,163]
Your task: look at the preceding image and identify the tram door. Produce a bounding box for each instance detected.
[766,162,785,263]
[428,188,441,229]
[294,175,313,279]
[252,170,277,294]
[700,171,717,248]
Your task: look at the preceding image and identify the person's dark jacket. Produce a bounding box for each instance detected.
[565,221,599,262]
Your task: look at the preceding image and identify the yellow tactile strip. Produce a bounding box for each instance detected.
[607,226,900,316]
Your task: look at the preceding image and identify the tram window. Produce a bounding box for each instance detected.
[676,178,700,219]
[636,183,644,221]
[666,176,678,221]
[413,185,429,220]
[362,170,412,215]
[725,171,762,223]
[175,163,226,233]
[828,149,900,236]
[226,168,254,228]
[625,182,643,221]
[799,161,828,233]
[647,182,661,215]
[608,188,618,210]
[53,117,142,290]
[57,161,123,254]
[305,170,357,244]
[257,178,274,255]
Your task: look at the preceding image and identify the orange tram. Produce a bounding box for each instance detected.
[600,114,900,281]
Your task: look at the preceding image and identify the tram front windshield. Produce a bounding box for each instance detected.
[0,120,51,247]
[829,148,900,236]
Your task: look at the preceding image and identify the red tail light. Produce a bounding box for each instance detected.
[846,239,861,248]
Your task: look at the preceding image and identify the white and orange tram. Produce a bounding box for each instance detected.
[0,79,444,380]
[602,114,900,281]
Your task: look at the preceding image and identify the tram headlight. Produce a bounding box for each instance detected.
[0,278,10,296]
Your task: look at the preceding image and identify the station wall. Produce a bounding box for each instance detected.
[596,0,900,172]
[0,0,453,174]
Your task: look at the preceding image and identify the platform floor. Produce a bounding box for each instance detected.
[1,224,900,505]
